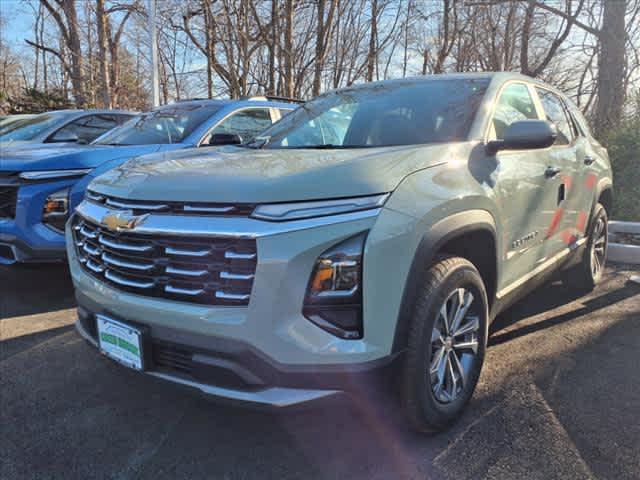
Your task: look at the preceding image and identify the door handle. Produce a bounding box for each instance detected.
[584,156,596,165]
[544,166,561,178]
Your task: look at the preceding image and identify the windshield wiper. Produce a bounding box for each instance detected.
[242,137,271,149]
[288,144,372,149]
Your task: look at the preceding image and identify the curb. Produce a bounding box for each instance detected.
[608,221,640,265]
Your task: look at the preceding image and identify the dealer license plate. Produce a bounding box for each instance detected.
[96,315,144,371]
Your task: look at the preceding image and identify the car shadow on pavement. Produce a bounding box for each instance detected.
[531,311,640,480]
[0,324,74,361]
[0,264,75,319]
[489,270,640,346]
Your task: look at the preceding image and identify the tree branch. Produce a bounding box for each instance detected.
[25,39,69,73]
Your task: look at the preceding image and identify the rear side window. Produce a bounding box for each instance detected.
[567,104,589,138]
[491,83,538,140]
[50,114,120,144]
[536,89,574,146]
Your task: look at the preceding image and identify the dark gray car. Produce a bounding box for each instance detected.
[0,109,134,146]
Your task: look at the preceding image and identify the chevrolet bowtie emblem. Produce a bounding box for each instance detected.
[100,211,148,232]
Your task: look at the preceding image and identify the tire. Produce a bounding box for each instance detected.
[402,255,488,433]
[568,203,608,291]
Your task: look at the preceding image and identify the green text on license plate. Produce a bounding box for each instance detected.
[96,315,143,370]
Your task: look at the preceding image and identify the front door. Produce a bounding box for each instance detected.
[485,82,565,291]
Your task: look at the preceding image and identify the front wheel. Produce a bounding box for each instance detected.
[402,256,488,433]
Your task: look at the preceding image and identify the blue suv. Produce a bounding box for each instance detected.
[0,98,297,264]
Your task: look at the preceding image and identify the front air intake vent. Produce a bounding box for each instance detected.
[86,191,255,217]
[0,187,18,219]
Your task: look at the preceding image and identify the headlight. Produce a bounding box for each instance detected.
[251,194,388,222]
[19,169,91,180]
[303,232,367,339]
[42,188,70,233]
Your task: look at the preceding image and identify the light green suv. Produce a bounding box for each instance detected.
[67,73,612,432]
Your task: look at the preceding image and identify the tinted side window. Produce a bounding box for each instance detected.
[114,114,132,125]
[536,89,574,146]
[50,114,119,143]
[566,106,586,137]
[491,83,538,140]
[211,109,272,142]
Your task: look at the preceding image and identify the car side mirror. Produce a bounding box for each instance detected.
[486,120,557,155]
[50,132,80,144]
[208,133,242,146]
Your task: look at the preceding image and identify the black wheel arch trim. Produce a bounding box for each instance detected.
[391,209,497,354]
[593,178,613,211]
[587,178,613,232]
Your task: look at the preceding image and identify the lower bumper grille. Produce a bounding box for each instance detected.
[0,186,18,219]
[72,215,257,305]
[153,342,194,375]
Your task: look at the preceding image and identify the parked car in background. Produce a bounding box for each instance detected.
[0,97,298,264]
[68,73,612,432]
[0,114,36,131]
[0,110,134,147]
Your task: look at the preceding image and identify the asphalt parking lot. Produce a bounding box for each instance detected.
[1,262,639,480]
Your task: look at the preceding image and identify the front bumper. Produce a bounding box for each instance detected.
[74,307,399,407]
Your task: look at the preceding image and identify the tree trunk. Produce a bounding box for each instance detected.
[312,0,326,96]
[108,40,119,106]
[268,0,277,94]
[283,0,294,97]
[204,0,214,99]
[402,0,412,77]
[40,11,48,92]
[63,0,86,106]
[594,0,627,138]
[96,0,111,108]
[366,0,378,82]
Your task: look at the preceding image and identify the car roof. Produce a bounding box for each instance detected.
[154,98,299,111]
[320,72,549,95]
[53,108,136,116]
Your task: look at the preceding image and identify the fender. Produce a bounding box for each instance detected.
[391,209,497,353]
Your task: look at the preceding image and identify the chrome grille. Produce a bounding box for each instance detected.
[72,216,257,305]
[86,190,255,217]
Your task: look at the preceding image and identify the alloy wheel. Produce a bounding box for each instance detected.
[591,217,607,278]
[429,288,480,404]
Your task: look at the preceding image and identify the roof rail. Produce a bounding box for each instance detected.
[265,95,305,104]
[174,98,210,102]
[245,95,305,104]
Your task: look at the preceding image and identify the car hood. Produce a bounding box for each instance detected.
[0,140,81,149]
[0,140,31,148]
[0,144,168,172]
[90,143,469,203]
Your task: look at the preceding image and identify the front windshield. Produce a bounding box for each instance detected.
[254,78,489,149]
[0,112,73,141]
[94,104,221,146]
